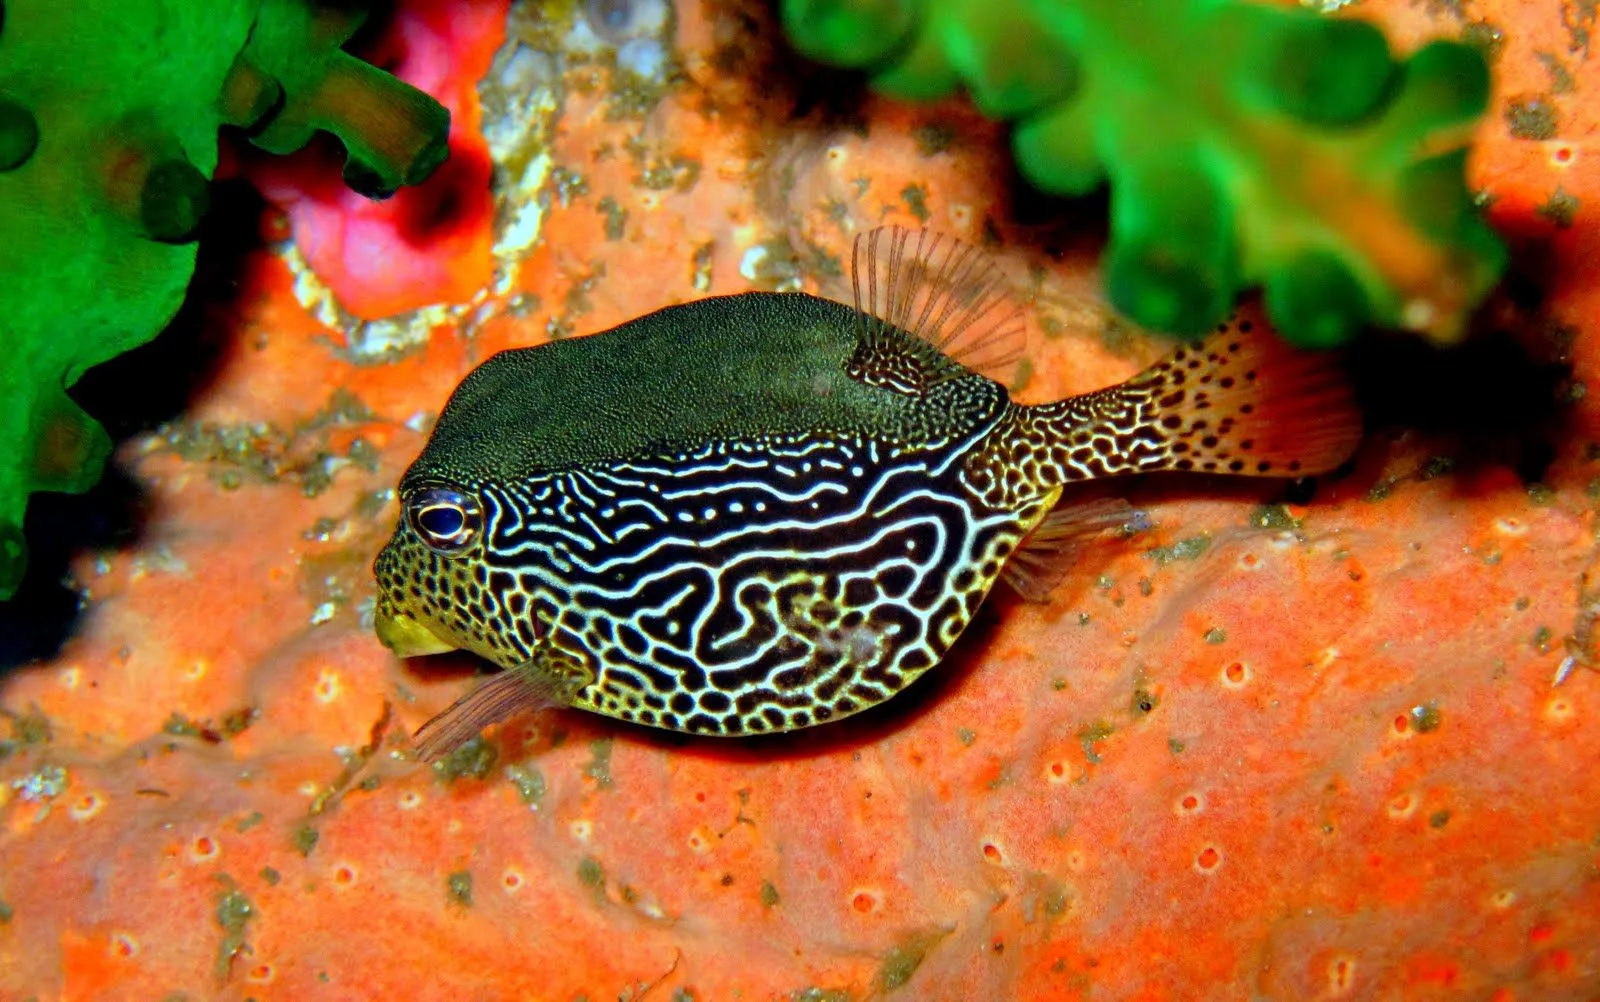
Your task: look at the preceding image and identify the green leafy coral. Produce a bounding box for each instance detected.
[782,0,1506,348]
[0,0,449,598]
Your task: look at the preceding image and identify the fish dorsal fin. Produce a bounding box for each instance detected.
[845,226,1026,395]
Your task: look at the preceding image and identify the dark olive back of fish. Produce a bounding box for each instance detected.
[405,293,993,488]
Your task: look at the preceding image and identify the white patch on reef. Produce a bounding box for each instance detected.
[482,44,556,158]
[13,764,68,803]
[285,243,344,331]
[571,0,670,52]
[617,37,666,80]
[563,17,606,55]
[348,309,451,359]
[493,159,554,260]
[739,244,770,282]
[483,40,560,263]
[281,244,451,362]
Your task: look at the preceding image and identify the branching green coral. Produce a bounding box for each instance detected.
[240,0,451,197]
[0,0,450,598]
[782,0,1505,348]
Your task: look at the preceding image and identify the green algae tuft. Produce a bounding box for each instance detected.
[447,870,475,907]
[434,736,500,783]
[214,878,255,982]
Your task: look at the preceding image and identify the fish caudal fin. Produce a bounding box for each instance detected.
[1119,310,1362,478]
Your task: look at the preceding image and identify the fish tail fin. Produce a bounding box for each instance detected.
[1031,307,1362,481]
[1128,315,1362,477]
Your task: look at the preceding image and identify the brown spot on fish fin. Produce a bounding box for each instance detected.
[411,648,591,763]
[847,226,1025,389]
[1128,304,1362,477]
[1003,497,1150,603]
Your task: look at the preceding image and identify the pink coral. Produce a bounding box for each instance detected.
[242,0,507,319]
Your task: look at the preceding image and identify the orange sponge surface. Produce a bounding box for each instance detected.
[3,0,1599,999]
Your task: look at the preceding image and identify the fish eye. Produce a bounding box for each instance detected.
[418,505,465,537]
[405,486,482,556]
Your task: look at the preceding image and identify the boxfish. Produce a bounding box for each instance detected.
[373,228,1361,760]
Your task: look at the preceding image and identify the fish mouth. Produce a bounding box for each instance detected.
[374,605,459,658]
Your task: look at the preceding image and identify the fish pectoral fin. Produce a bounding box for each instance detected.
[1002,497,1152,604]
[411,646,594,764]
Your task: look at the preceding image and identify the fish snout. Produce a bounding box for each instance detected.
[374,601,459,658]
[372,540,458,658]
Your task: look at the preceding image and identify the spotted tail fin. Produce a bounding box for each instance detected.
[1021,309,1362,483]
[1120,315,1363,478]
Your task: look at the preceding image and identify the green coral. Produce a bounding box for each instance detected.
[0,0,450,598]
[782,0,1505,347]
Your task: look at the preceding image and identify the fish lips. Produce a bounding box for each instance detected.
[374,604,459,658]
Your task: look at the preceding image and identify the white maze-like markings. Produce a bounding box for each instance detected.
[463,425,1034,734]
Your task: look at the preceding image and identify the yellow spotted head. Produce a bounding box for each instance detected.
[373,480,523,665]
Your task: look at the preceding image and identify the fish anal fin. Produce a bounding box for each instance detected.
[847,226,1026,388]
[412,646,593,764]
[1002,498,1150,603]
[1131,304,1362,478]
